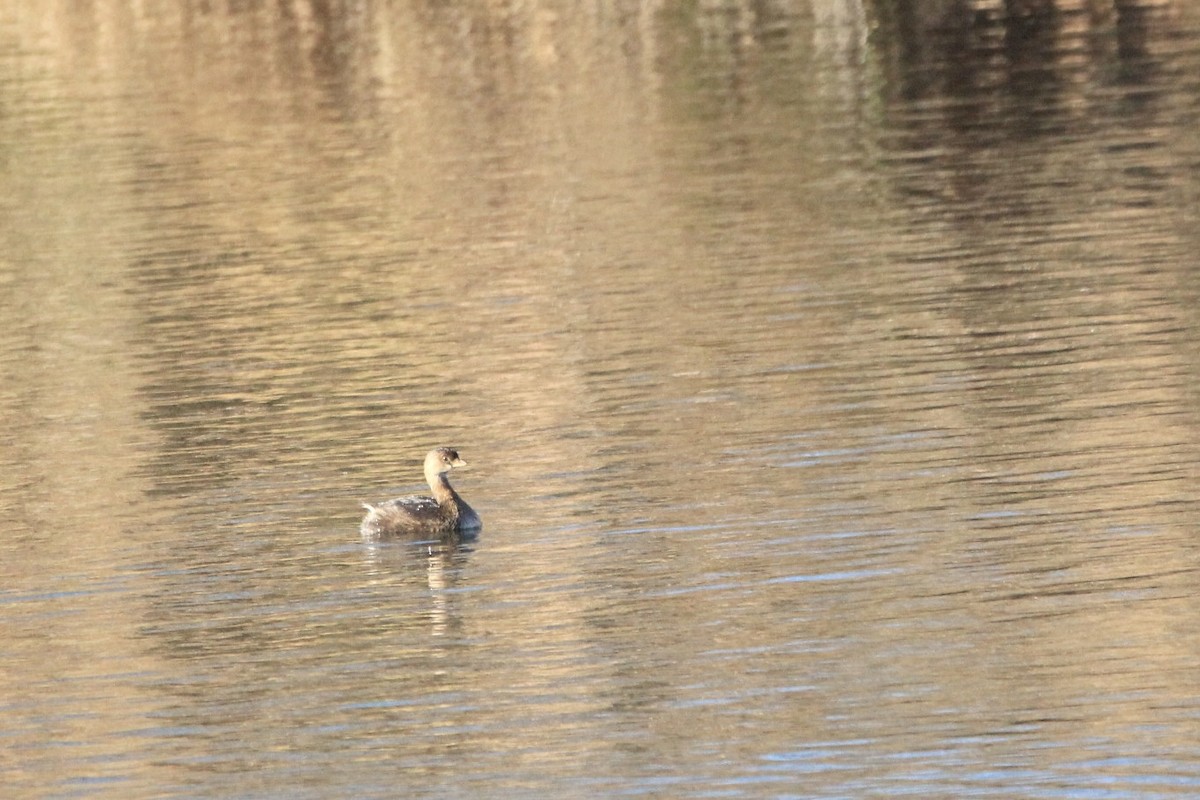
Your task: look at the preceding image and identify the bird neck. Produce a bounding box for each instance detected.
[429,472,458,506]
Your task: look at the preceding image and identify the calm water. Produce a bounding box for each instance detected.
[3,1,1200,797]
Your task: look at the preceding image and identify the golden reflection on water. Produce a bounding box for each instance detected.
[2,1,1200,797]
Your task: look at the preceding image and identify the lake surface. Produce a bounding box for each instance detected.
[3,1,1200,797]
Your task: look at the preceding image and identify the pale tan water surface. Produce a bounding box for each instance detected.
[2,1,1200,798]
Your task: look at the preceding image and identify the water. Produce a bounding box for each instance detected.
[3,1,1200,797]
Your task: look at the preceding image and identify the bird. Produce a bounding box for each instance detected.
[360,447,481,538]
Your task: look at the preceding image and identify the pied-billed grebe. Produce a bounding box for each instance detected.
[360,447,482,538]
